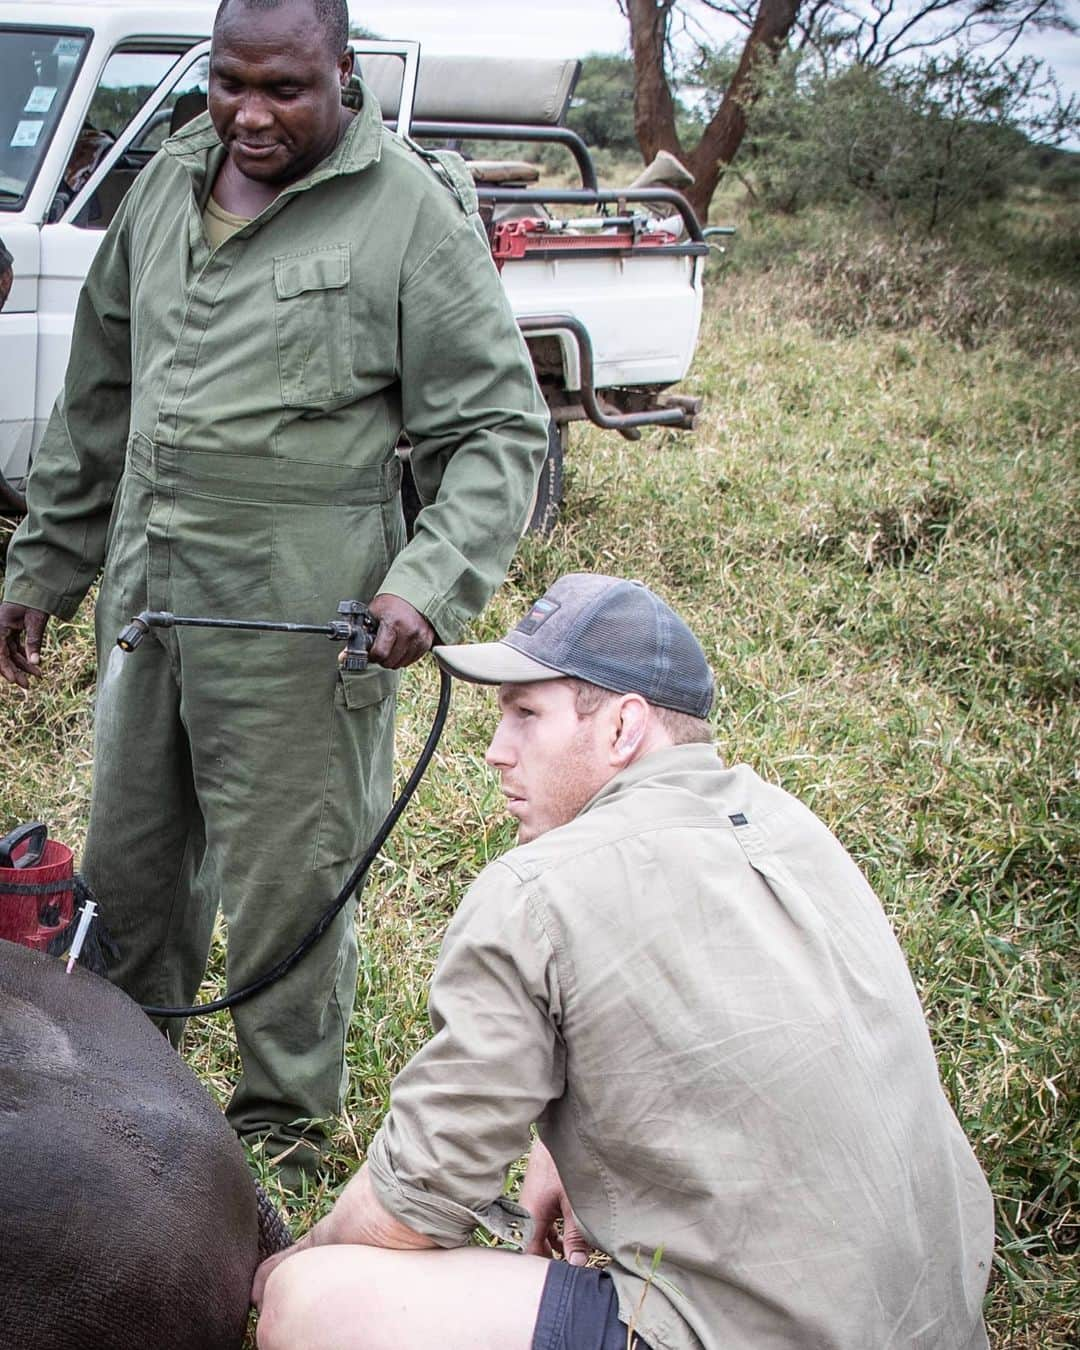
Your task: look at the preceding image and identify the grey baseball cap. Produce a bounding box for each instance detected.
[433,573,714,718]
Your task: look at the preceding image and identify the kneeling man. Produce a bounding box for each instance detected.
[254,574,993,1350]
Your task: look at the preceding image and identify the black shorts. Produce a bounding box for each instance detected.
[531,1261,653,1350]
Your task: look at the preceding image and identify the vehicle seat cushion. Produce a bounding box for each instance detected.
[360,54,581,126]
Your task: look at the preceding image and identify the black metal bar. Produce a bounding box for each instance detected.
[406,120,598,192]
[543,215,638,228]
[517,314,693,433]
[477,186,704,243]
[116,609,349,653]
[508,243,708,263]
[146,614,337,637]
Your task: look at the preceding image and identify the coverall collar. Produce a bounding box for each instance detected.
[162,77,385,202]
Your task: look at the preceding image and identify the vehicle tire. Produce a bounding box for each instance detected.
[527,421,565,535]
[401,422,564,540]
[0,465,26,516]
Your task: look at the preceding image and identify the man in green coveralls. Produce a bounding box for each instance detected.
[0,0,548,1183]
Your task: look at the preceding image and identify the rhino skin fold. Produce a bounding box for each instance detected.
[0,940,273,1350]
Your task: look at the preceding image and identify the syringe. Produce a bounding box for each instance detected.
[65,899,97,974]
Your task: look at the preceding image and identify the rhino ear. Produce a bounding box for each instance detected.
[255,1183,294,1262]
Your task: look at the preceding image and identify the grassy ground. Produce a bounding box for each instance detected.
[2,201,1076,1345]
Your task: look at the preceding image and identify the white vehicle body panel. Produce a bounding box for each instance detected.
[0,219,40,476]
[504,252,704,390]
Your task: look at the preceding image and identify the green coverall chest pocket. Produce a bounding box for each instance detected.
[315,663,399,870]
[274,245,353,408]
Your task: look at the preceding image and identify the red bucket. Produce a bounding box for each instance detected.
[0,830,75,952]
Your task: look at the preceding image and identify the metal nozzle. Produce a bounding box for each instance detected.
[116,616,151,652]
[117,610,178,651]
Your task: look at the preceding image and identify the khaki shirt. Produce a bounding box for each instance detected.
[4,87,548,640]
[368,744,993,1350]
[202,195,250,252]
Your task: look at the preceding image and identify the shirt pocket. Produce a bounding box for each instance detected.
[274,244,353,408]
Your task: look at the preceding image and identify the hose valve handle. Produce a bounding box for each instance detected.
[336,600,379,671]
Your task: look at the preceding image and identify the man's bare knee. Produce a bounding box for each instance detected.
[257,1245,392,1350]
[257,1255,326,1350]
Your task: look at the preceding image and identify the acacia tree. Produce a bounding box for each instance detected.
[620,0,1076,219]
[621,0,803,217]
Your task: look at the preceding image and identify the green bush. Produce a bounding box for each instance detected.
[566,52,639,154]
[737,52,1077,233]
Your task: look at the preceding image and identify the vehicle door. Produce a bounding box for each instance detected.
[0,23,90,490]
[35,40,212,458]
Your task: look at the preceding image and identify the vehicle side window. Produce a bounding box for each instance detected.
[129,58,210,154]
[62,51,208,230]
[0,30,89,212]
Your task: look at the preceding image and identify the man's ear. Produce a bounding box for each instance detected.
[340,47,355,85]
[611,695,649,766]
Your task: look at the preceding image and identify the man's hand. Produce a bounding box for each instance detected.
[0,603,49,689]
[251,1163,434,1307]
[520,1138,589,1266]
[367,593,435,669]
[0,261,12,313]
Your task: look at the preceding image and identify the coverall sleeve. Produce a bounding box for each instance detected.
[377,218,550,644]
[2,191,135,619]
[365,861,563,1247]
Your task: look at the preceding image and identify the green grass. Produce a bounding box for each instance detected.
[2,206,1077,1346]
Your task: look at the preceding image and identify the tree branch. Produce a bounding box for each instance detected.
[626,0,685,160]
[682,0,805,214]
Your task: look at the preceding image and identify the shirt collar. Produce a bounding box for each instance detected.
[579,742,724,818]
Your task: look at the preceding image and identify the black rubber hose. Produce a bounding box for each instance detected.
[140,667,452,1019]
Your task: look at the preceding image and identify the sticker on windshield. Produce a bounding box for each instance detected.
[11,121,44,149]
[24,86,58,114]
[53,38,84,58]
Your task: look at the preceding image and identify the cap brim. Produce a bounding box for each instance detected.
[432,640,566,686]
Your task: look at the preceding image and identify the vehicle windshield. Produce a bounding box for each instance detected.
[0,27,89,210]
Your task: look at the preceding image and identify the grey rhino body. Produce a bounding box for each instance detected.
[0,940,269,1350]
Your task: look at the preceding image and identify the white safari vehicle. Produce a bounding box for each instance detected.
[0,0,707,528]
